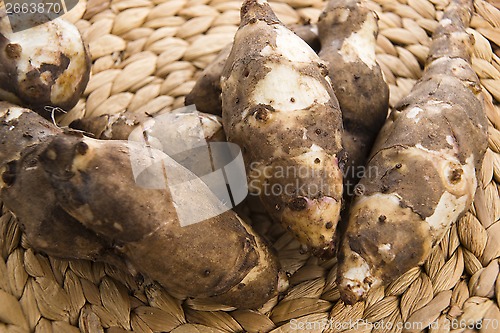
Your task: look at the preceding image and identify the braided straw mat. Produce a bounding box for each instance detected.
[1,0,500,332]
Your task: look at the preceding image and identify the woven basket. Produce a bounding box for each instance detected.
[1,0,500,332]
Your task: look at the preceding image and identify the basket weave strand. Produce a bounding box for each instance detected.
[1,0,500,332]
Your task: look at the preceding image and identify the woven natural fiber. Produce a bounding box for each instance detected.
[1,0,499,332]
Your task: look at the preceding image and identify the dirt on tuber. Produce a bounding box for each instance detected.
[0,102,284,309]
[221,0,344,257]
[317,0,389,195]
[337,0,489,305]
[0,11,91,115]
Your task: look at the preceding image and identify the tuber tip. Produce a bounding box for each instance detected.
[338,276,371,305]
[337,251,376,305]
[282,195,341,258]
[240,0,280,26]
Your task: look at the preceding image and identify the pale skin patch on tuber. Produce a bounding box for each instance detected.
[69,141,97,173]
[406,107,424,121]
[425,191,468,240]
[250,63,331,114]
[340,251,374,302]
[338,16,377,69]
[260,25,320,64]
[377,243,395,262]
[422,153,476,241]
[183,22,322,117]
[1,105,24,122]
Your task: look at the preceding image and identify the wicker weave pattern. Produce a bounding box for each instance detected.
[1,0,500,332]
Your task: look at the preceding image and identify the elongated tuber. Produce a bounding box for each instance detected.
[337,0,488,304]
[0,103,283,309]
[221,0,344,257]
[0,13,91,115]
[317,0,389,193]
[70,105,225,142]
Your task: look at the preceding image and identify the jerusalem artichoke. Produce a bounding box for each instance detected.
[337,0,489,304]
[0,102,283,309]
[317,0,389,193]
[221,0,344,257]
[0,13,91,114]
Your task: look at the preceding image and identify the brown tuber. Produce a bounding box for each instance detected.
[70,105,226,142]
[317,0,389,194]
[337,0,489,304]
[0,102,284,309]
[0,11,91,115]
[221,0,344,257]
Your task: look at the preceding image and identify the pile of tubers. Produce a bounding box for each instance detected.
[0,0,488,309]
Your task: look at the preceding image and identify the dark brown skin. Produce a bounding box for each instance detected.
[317,0,389,195]
[337,0,488,304]
[184,45,232,116]
[0,102,109,261]
[39,134,281,308]
[0,103,282,309]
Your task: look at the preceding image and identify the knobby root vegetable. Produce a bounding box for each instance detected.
[40,134,283,309]
[0,102,284,309]
[70,105,225,141]
[72,106,227,191]
[0,12,91,114]
[0,102,109,261]
[317,0,389,194]
[221,0,344,257]
[337,0,488,304]
[184,23,320,116]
